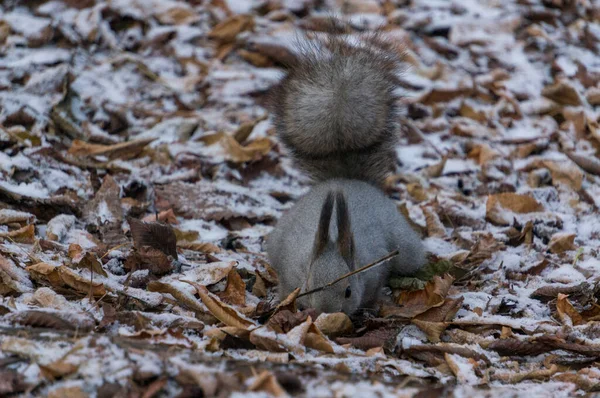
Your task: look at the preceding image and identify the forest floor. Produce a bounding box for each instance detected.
[0,0,600,397]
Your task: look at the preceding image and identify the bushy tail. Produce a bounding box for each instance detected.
[270,28,404,186]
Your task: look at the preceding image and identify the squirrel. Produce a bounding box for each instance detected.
[266,29,426,315]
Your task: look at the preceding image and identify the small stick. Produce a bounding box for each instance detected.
[297,249,400,299]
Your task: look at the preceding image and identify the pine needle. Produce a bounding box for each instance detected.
[297,249,400,299]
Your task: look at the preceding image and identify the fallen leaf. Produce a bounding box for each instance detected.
[556,293,585,326]
[314,312,353,338]
[248,370,288,397]
[548,232,576,254]
[0,254,33,294]
[422,206,446,238]
[184,281,255,329]
[542,80,582,105]
[0,224,35,243]
[486,193,544,225]
[129,217,178,260]
[218,269,246,306]
[208,15,254,44]
[0,209,35,225]
[177,241,222,253]
[445,353,481,385]
[68,137,156,160]
[382,274,454,318]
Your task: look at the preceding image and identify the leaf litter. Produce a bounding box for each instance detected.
[0,0,599,397]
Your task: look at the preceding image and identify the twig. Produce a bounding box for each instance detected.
[297,249,400,299]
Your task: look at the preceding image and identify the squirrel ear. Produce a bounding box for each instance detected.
[335,192,355,265]
[311,191,335,260]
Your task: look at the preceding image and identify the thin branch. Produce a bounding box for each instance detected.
[297,249,400,299]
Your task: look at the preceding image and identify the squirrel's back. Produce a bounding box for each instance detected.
[270,31,404,185]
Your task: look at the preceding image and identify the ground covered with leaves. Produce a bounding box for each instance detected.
[0,0,599,397]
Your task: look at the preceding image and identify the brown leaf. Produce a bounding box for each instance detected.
[142,209,179,225]
[177,241,222,253]
[267,309,317,334]
[57,266,106,296]
[0,254,33,294]
[445,353,481,385]
[336,327,398,351]
[467,144,500,165]
[483,338,551,356]
[208,15,254,44]
[0,224,35,243]
[129,217,178,260]
[199,132,272,163]
[248,371,288,397]
[218,269,246,306]
[26,263,106,297]
[415,297,464,323]
[382,274,454,318]
[314,312,354,338]
[565,151,600,177]
[305,319,335,353]
[69,246,108,277]
[530,282,590,301]
[155,180,282,223]
[548,232,576,254]
[184,281,255,329]
[252,273,267,298]
[10,309,95,332]
[542,80,582,105]
[126,246,174,276]
[490,364,558,383]
[422,206,446,238]
[147,281,209,314]
[486,193,544,225]
[0,209,35,225]
[412,320,448,343]
[556,293,585,326]
[0,369,28,395]
[249,41,298,66]
[68,137,155,160]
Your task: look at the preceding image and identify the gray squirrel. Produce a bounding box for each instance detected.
[266,30,426,314]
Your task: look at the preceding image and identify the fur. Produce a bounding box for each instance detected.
[267,180,426,314]
[270,30,404,186]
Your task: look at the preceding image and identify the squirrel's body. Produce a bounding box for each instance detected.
[267,27,426,314]
[268,179,425,313]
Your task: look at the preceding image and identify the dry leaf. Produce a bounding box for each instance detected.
[68,137,155,160]
[556,293,585,326]
[177,241,222,253]
[184,281,255,329]
[129,217,178,260]
[445,353,481,385]
[248,371,288,397]
[542,80,582,105]
[218,269,246,306]
[486,193,544,225]
[252,273,267,298]
[382,274,454,318]
[314,312,353,338]
[412,319,448,343]
[0,224,35,243]
[422,206,446,238]
[548,232,576,254]
[208,15,254,44]
[0,209,35,225]
[0,254,34,294]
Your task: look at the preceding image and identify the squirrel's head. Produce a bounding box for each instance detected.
[301,191,362,314]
